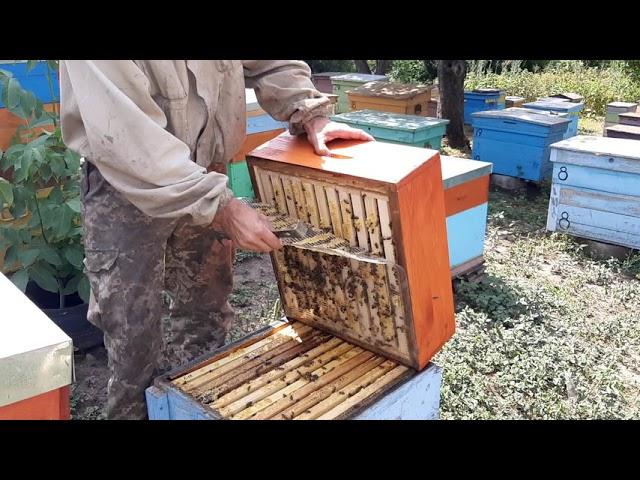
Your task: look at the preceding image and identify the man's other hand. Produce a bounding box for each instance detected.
[212,198,282,253]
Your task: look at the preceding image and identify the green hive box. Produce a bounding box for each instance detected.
[330,73,388,114]
[331,109,449,150]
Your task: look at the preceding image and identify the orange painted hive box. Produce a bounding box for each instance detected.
[347,81,433,116]
[0,273,73,420]
[245,133,455,370]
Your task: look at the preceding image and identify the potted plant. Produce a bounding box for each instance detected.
[0,61,103,350]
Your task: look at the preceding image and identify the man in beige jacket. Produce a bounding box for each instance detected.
[60,60,372,419]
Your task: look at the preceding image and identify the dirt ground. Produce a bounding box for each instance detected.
[70,252,279,420]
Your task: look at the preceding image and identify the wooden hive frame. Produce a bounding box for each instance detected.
[245,133,455,371]
[159,321,423,420]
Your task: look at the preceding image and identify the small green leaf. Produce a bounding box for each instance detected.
[77,275,90,303]
[10,269,29,292]
[29,112,55,129]
[0,178,13,207]
[64,149,81,172]
[26,60,38,73]
[7,77,21,109]
[66,197,81,213]
[29,262,60,293]
[47,60,59,72]
[62,273,82,295]
[64,247,84,268]
[50,154,66,177]
[18,248,41,267]
[40,246,63,266]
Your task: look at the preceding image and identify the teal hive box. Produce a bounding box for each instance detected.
[331,73,388,114]
[331,109,449,150]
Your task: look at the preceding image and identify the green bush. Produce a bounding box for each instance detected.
[465,63,640,116]
[304,60,355,74]
[389,60,436,83]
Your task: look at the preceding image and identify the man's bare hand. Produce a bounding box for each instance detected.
[304,116,374,156]
[212,198,282,252]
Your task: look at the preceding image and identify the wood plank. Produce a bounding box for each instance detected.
[314,183,332,230]
[191,329,323,399]
[198,331,332,403]
[396,154,455,369]
[178,324,313,392]
[444,175,490,217]
[173,323,302,385]
[250,349,376,419]
[302,181,320,228]
[211,337,345,410]
[557,184,640,218]
[317,364,411,420]
[294,359,398,420]
[274,356,387,420]
[218,342,356,417]
[231,346,364,419]
[269,173,288,214]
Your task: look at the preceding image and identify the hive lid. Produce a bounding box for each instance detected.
[550,135,640,162]
[248,132,439,186]
[349,81,432,100]
[523,99,584,112]
[0,273,73,407]
[550,92,583,102]
[471,107,571,126]
[605,124,640,136]
[312,71,347,78]
[331,73,389,83]
[331,109,449,131]
[473,88,501,94]
[607,101,638,109]
[440,156,493,189]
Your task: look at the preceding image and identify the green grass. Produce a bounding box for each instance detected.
[435,185,640,419]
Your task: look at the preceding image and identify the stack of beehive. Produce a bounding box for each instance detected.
[604,102,640,139]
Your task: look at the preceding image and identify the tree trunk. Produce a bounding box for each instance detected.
[375,60,393,75]
[354,60,371,74]
[437,60,467,149]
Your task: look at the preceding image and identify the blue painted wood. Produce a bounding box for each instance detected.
[145,386,171,420]
[551,162,640,197]
[331,110,449,150]
[0,61,59,107]
[247,114,288,134]
[550,136,640,174]
[464,89,506,124]
[523,100,584,138]
[547,136,640,249]
[471,108,570,181]
[353,363,442,420]
[446,204,488,269]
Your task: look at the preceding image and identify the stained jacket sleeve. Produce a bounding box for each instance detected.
[242,60,333,135]
[60,60,233,226]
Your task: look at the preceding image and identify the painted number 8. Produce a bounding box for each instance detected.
[559,211,570,230]
[557,166,568,181]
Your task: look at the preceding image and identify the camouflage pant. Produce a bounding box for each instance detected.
[81,162,235,420]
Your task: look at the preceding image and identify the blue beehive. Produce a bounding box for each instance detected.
[0,61,59,107]
[463,88,506,125]
[522,99,584,139]
[547,135,640,250]
[471,107,570,182]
